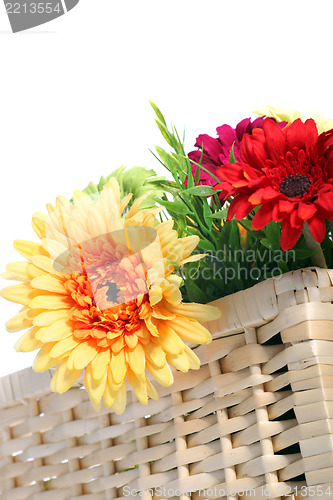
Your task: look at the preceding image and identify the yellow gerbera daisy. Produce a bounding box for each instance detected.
[1,179,220,413]
[253,105,333,135]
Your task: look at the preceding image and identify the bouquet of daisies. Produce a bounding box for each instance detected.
[2,103,333,413]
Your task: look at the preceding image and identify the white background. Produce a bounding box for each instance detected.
[0,0,333,376]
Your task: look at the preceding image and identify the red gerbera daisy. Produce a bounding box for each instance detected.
[215,118,333,250]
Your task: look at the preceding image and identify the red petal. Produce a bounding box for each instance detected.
[272,200,294,222]
[298,202,316,221]
[290,208,302,228]
[195,134,223,162]
[315,191,333,218]
[307,214,326,242]
[252,202,275,230]
[304,119,318,153]
[248,186,279,205]
[263,118,286,161]
[280,217,303,250]
[216,125,236,148]
[277,199,295,214]
[188,150,218,169]
[235,199,254,219]
[240,130,266,170]
[216,163,246,183]
[285,119,306,150]
[227,195,253,221]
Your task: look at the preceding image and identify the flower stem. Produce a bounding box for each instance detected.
[303,222,327,268]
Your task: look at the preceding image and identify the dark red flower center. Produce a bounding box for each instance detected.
[279,174,311,198]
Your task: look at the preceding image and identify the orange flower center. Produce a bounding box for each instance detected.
[63,250,151,350]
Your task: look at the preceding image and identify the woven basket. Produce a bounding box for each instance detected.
[1,267,333,500]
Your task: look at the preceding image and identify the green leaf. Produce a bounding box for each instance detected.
[185,186,216,196]
[186,157,222,183]
[263,221,281,250]
[260,238,273,250]
[229,142,237,163]
[229,220,240,250]
[155,120,176,149]
[156,199,192,215]
[150,101,167,126]
[208,208,228,220]
[185,279,208,303]
[293,248,321,259]
[202,197,213,228]
[194,165,201,185]
[198,239,215,251]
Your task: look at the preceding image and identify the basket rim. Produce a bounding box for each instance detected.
[0,266,329,408]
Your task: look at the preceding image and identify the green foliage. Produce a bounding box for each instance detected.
[82,166,165,210]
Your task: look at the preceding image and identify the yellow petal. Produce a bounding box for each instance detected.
[165,275,183,289]
[26,264,45,279]
[29,294,71,310]
[151,302,176,320]
[144,342,166,368]
[119,193,132,215]
[163,241,183,264]
[146,377,160,401]
[33,343,60,372]
[40,238,68,261]
[25,308,45,321]
[111,381,127,415]
[103,370,116,408]
[136,325,151,346]
[179,254,206,266]
[111,336,125,353]
[31,255,62,277]
[51,362,81,394]
[149,285,163,306]
[127,369,148,405]
[183,344,201,370]
[84,363,107,411]
[163,284,182,306]
[6,308,32,332]
[126,193,148,219]
[167,302,221,322]
[127,343,145,375]
[146,360,173,387]
[124,334,138,349]
[0,271,25,281]
[13,240,43,260]
[144,316,159,337]
[70,342,98,370]
[166,350,190,373]
[86,208,108,237]
[14,327,41,352]
[1,284,39,306]
[110,349,126,384]
[155,323,184,355]
[155,220,175,247]
[34,319,73,343]
[49,336,79,359]
[178,235,200,260]
[33,309,70,327]
[169,317,212,345]
[91,349,111,380]
[32,212,47,239]
[6,262,30,280]
[30,274,66,294]
[46,203,56,216]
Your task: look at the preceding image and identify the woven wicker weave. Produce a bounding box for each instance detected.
[1,267,333,500]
